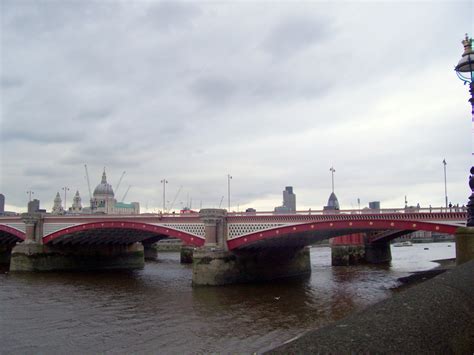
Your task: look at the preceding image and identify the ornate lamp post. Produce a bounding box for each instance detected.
[227,174,232,211]
[161,179,168,213]
[443,159,448,209]
[62,186,70,211]
[454,33,474,226]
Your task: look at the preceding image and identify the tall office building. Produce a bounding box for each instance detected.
[283,186,296,212]
[323,192,340,213]
[275,186,296,213]
[0,194,4,214]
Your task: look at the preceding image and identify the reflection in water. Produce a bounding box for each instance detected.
[0,243,455,353]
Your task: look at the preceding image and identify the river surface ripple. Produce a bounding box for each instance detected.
[0,242,455,354]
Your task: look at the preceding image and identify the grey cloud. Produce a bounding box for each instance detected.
[2,1,115,36]
[2,128,80,143]
[23,166,58,178]
[250,77,332,102]
[144,1,201,31]
[59,154,142,171]
[190,77,237,105]
[59,141,146,169]
[0,76,23,89]
[262,16,331,57]
[77,108,113,122]
[1,1,471,212]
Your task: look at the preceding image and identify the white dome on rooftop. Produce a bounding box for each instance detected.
[93,170,114,197]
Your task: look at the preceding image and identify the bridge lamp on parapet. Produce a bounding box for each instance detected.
[160,179,168,212]
[227,174,232,211]
[443,159,448,209]
[62,187,70,210]
[454,33,474,226]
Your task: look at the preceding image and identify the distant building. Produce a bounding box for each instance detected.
[323,192,340,213]
[69,190,83,213]
[28,199,43,213]
[89,170,139,215]
[395,231,455,243]
[275,186,296,213]
[51,192,65,215]
[369,201,380,210]
[49,170,140,215]
[0,194,4,214]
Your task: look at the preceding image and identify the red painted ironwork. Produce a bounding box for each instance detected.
[42,221,204,246]
[226,219,459,250]
[0,224,25,241]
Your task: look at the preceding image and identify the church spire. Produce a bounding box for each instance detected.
[52,192,65,215]
[101,168,107,184]
[71,190,82,212]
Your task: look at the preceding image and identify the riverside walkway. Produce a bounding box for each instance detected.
[266,259,474,354]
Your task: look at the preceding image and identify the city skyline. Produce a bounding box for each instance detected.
[1,1,473,213]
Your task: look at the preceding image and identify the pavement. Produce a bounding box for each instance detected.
[265,259,474,354]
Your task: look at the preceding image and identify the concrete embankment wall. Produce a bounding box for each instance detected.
[266,259,474,354]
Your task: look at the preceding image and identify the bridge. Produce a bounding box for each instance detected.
[0,206,468,285]
[0,208,464,248]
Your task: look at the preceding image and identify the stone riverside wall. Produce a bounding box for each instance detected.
[266,259,474,354]
[154,240,183,252]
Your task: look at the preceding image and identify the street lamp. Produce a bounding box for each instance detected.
[329,167,336,193]
[443,159,448,209]
[161,179,168,212]
[62,186,70,211]
[454,33,474,226]
[227,174,232,211]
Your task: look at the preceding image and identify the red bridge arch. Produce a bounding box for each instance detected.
[0,224,26,244]
[43,221,205,246]
[227,219,459,250]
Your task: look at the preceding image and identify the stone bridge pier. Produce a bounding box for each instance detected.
[331,233,391,266]
[192,209,311,286]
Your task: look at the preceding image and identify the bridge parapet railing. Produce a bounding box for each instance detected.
[226,210,467,223]
[227,207,466,216]
[0,207,467,222]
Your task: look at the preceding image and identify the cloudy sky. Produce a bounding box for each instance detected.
[1,0,473,213]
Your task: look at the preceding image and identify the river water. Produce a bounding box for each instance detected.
[0,242,455,354]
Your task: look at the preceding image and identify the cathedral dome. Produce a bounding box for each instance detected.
[93,170,114,197]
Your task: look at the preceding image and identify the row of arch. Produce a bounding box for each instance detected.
[0,219,460,249]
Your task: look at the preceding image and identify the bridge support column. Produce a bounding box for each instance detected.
[365,240,392,264]
[331,234,365,266]
[180,245,194,264]
[0,245,12,264]
[192,247,311,286]
[10,243,144,272]
[332,234,392,265]
[143,242,158,260]
[455,227,474,265]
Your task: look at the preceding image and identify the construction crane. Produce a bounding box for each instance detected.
[84,164,93,210]
[168,185,183,212]
[121,185,131,202]
[114,171,126,195]
[218,196,224,208]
